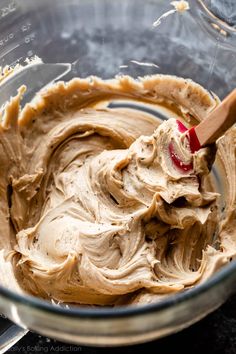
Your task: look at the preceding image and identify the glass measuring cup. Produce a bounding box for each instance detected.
[0,0,236,349]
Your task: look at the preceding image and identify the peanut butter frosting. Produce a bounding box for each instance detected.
[0,74,235,306]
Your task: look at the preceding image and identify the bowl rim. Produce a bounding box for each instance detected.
[0,260,235,319]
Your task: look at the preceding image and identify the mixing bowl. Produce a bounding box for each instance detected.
[0,0,236,349]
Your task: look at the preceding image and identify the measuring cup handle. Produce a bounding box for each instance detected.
[0,321,27,353]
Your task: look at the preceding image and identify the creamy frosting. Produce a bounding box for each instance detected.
[0,74,235,306]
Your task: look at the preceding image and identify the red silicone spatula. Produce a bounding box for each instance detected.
[170,88,236,172]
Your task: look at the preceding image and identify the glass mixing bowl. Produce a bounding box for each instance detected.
[0,0,236,349]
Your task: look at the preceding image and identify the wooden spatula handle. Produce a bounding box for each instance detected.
[195,89,236,146]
